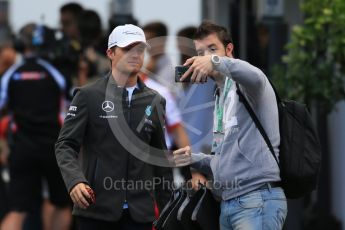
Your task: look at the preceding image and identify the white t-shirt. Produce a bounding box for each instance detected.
[125,84,138,105]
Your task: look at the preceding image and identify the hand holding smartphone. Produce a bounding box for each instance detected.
[175,66,192,82]
[175,65,208,83]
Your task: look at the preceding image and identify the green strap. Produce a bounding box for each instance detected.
[214,77,232,133]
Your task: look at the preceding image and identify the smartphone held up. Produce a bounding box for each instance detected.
[175,66,192,82]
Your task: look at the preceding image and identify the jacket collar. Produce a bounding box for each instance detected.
[108,72,146,91]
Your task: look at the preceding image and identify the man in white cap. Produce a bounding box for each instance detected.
[55,24,178,230]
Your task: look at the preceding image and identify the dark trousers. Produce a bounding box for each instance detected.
[0,164,8,221]
[77,209,152,230]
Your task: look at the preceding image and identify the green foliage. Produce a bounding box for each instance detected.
[272,0,345,111]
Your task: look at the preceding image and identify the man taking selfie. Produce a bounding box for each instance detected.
[174,21,287,230]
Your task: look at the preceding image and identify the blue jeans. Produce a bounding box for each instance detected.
[220,185,287,230]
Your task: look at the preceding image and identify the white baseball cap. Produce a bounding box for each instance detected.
[107,24,149,49]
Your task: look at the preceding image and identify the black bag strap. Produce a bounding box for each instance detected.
[235,83,280,167]
[266,77,282,104]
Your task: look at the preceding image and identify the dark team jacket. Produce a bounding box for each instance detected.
[0,56,69,148]
[55,74,173,222]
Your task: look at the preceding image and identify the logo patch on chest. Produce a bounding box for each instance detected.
[145,105,152,116]
[102,101,114,112]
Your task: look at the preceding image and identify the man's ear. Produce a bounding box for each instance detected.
[106,48,114,59]
[225,43,234,58]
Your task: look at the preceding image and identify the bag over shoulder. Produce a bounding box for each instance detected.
[236,81,322,199]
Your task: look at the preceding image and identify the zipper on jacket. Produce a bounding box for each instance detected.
[124,90,131,208]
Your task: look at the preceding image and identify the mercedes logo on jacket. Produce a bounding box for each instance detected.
[102,101,114,112]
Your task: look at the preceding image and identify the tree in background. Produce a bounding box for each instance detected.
[273,0,345,112]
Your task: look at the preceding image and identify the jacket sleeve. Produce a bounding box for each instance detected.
[215,57,268,99]
[150,96,173,211]
[55,89,89,192]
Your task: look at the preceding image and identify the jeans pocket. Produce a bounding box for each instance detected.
[237,191,264,209]
[277,204,288,225]
[266,199,288,229]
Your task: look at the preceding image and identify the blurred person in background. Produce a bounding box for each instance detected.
[177,26,198,65]
[0,23,72,230]
[56,2,84,87]
[108,14,138,36]
[0,167,8,222]
[77,9,109,85]
[0,22,17,226]
[0,44,17,76]
[0,112,9,225]
[0,24,19,76]
[175,26,215,187]
[143,22,207,188]
[143,21,181,97]
[176,27,215,155]
[60,2,83,42]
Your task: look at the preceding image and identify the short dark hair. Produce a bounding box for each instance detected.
[177,26,198,63]
[143,22,168,37]
[194,21,233,47]
[78,10,102,46]
[60,2,83,17]
[177,26,197,39]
